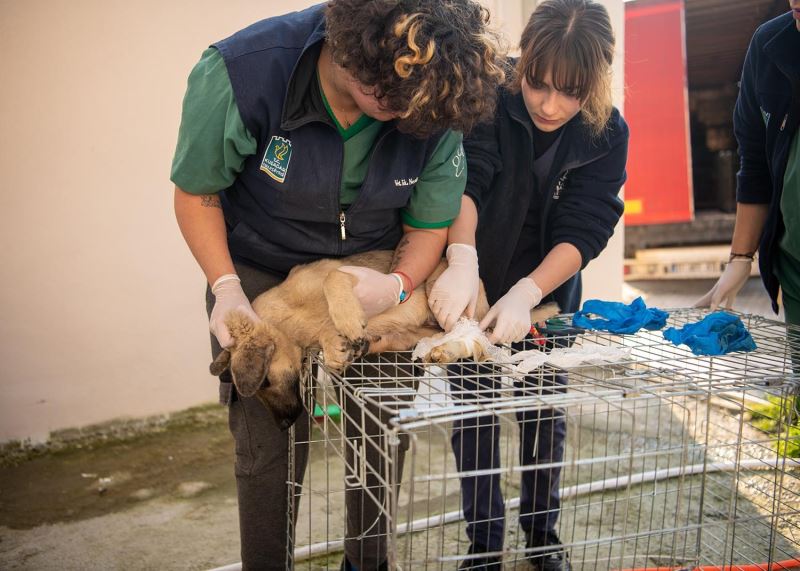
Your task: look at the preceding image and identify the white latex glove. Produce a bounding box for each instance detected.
[337,266,402,318]
[693,259,752,310]
[209,274,261,349]
[428,244,480,332]
[479,277,543,345]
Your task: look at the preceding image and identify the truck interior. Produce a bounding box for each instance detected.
[623,0,789,274]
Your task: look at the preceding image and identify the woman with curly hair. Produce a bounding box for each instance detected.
[429,0,628,569]
[171,1,504,569]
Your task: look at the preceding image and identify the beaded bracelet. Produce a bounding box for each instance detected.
[729,251,756,262]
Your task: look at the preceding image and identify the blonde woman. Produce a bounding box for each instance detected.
[429,1,629,569]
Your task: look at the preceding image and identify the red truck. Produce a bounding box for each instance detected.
[623,0,787,277]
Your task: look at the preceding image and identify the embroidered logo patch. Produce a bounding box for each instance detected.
[452,145,465,178]
[394,177,419,188]
[260,136,293,183]
[553,171,569,200]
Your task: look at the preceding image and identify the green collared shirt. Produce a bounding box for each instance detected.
[780,131,800,257]
[171,47,465,228]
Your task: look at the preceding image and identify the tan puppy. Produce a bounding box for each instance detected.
[210,250,556,427]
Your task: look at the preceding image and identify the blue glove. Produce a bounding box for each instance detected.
[572,297,668,334]
[663,312,756,356]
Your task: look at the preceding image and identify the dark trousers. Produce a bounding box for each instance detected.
[207,261,415,570]
[776,249,800,416]
[448,363,568,552]
[207,262,308,571]
[340,357,417,569]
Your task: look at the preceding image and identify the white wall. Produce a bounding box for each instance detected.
[579,0,627,302]
[0,0,320,442]
[0,0,624,443]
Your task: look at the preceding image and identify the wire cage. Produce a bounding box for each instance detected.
[287,308,800,570]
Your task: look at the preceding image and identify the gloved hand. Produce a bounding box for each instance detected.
[209,274,260,349]
[428,243,480,331]
[479,277,543,345]
[337,266,402,318]
[693,258,752,310]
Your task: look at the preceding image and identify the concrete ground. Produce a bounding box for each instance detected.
[624,276,783,320]
[0,278,790,570]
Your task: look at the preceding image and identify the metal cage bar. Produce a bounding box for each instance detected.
[288,309,800,570]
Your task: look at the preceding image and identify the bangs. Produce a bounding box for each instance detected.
[523,40,594,100]
[514,0,616,137]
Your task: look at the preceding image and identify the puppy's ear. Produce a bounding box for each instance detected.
[262,336,276,368]
[230,330,276,397]
[209,350,231,376]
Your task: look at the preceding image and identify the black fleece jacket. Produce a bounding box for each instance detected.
[465,87,629,311]
[733,12,800,312]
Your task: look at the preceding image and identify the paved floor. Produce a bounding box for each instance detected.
[625,277,783,321]
[0,278,788,570]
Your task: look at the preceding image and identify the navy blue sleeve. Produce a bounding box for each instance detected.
[462,116,503,213]
[550,113,628,268]
[733,27,772,204]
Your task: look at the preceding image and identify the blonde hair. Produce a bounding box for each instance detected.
[514,0,615,136]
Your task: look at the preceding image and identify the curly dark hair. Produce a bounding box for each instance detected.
[325,0,507,137]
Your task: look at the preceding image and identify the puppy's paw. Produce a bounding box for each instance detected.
[426,341,463,364]
[335,318,367,346]
[426,339,487,364]
[352,336,369,360]
[322,333,360,371]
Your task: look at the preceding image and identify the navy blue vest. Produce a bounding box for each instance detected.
[213,4,444,275]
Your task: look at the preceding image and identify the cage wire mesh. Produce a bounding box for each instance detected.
[287,309,800,570]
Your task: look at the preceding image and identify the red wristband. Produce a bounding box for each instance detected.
[393,270,414,292]
[392,270,414,304]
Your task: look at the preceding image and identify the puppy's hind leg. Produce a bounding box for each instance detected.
[322,269,367,344]
[366,325,443,354]
[361,296,433,353]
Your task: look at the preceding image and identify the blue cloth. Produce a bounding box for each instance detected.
[572,297,668,334]
[663,312,757,356]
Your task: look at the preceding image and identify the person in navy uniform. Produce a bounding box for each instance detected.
[171,1,505,569]
[696,3,800,325]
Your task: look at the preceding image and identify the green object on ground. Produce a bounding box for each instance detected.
[312,403,341,420]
